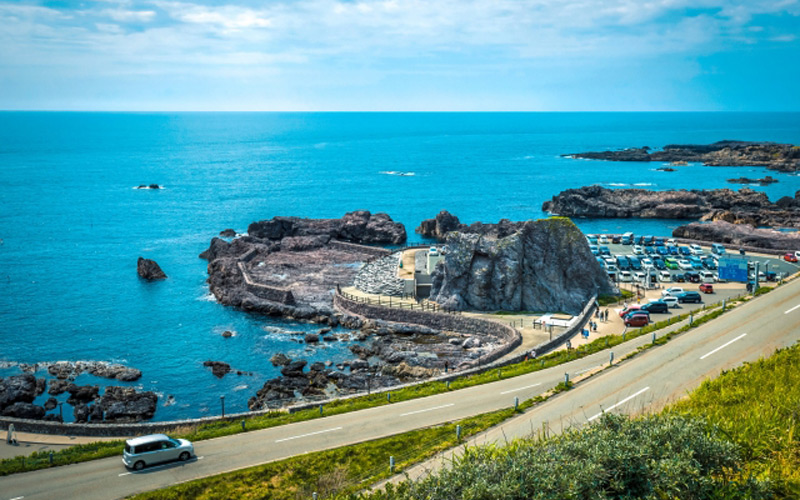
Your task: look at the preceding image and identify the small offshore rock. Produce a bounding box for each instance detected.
[219,228,237,237]
[137,257,167,280]
[203,360,232,378]
[2,402,45,419]
[304,333,319,344]
[222,330,234,338]
[270,353,291,367]
[44,397,58,411]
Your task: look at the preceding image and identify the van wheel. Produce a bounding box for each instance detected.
[179,452,190,462]
[133,461,145,471]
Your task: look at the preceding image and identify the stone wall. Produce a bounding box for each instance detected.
[328,240,392,258]
[333,290,522,367]
[237,262,296,305]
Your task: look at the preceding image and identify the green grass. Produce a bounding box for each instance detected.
[598,289,634,306]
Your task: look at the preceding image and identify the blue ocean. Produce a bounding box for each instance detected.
[1,112,799,421]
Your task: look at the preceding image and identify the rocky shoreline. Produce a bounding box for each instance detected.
[564,140,800,172]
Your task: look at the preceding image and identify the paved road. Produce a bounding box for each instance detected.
[4,279,800,500]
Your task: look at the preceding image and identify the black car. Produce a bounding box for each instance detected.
[765,271,777,282]
[673,273,686,283]
[641,301,669,313]
[676,291,703,303]
[611,235,621,244]
[653,258,666,270]
[684,271,701,283]
[702,259,717,270]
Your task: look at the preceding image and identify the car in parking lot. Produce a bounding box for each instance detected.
[653,258,666,270]
[711,243,726,255]
[673,273,686,282]
[785,252,798,263]
[619,304,642,317]
[689,244,704,255]
[644,246,656,255]
[662,286,685,297]
[656,246,668,256]
[676,291,703,303]
[702,258,717,270]
[619,270,632,282]
[678,259,693,271]
[678,246,691,256]
[589,245,599,255]
[598,235,609,244]
[587,236,598,245]
[667,245,679,255]
[621,232,633,245]
[641,300,669,313]
[599,246,611,255]
[658,270,671,282]
[655,237,665,246]
[629,256,642,270]
[617,255,631,270]
[684,271,701,283]
[611,235,621,244]
[688,256,703,269]
[665,258,679,270]
[699,283,714,294]
[641,257,653,268]
[633,271,646,282]
[624,314,649,327]
[661,296,679,308]
[633,245,644,255]
[700,271,716,283]
[123,434,194,471]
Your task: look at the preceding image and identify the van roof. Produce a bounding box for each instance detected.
[126,434,170,446]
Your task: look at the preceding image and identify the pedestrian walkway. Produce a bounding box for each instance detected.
[1,431,122,460]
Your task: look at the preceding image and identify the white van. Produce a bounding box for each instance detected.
[700,271,716,283]
[711,243,726,255]
[619,271,632,282]
[123,434,194,471]
[689,244,704,255]
[658,271,671,282]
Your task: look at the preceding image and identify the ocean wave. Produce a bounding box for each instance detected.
[197,292,217,302]
[605,182,655,187]
[379,171,416,176]
[233,384,249,392]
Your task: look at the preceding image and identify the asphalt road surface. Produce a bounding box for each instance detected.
[4,278,800,500]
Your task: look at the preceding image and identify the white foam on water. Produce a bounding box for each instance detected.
[233,384,248,392]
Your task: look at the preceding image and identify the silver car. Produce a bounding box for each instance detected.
[123,434,194,470]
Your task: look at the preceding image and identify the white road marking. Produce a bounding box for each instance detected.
[588,387,650,422]
[400,403,455,417]
[500,383,542,395]
[118,472,131,477]
[275,427,343,443]
[784,304,800,315]
[500,382,542,394]
[699,333,748,360]
[574,365,602,376]
[10,496,25,500]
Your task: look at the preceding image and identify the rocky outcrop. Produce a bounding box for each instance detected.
[564,141,800,172]
[46,361,141,382]
[0,374,40,411]
[542,186,800,230]
[429,218,614,315]
[728,176,778,185]
[98,386,158,422]
[137,257,167,280]
[219,228,237,237]
[673,221,800,250]
[416,211,526,243]
[2,402,45,419]
[203,361,232,378]
[247,211,406,245]
[66,384,100,406]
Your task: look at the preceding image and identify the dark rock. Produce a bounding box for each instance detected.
[137,257,167,280]
[35,377,46,396]
[318,327,332,335]
[89,404,104,422]
[416,210,526,243]
[1,402,45,419]
[66,384,99,405]
[673,221,800,250]
[0,374,39,410]
[99,386,158,422]
[350,359,369,371]
[48,379,70,395]
[219,228,237,237]
[304,333,319,343]
[247,211,406,245]
[43,414,62,422]
[44,397,58,411]
[728,176,778,185]
[87,363,142,382]
[148,184,160,189]
[222,330,234,338]
[73,404,90,423]
[270,353,291,367]
[203,360,232,378]
[430,218,614,314]
[280,360,307,377]
[309,362,326,373]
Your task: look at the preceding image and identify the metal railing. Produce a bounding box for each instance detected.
[337,286,460,315]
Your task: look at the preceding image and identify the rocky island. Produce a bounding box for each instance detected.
[564,140,800,172]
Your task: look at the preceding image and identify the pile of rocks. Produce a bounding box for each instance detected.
[353,254,404,296]
[0,374,48,420]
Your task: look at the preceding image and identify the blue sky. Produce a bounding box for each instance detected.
[0,0,798,111]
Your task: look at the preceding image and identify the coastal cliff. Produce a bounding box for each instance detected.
[430,218,614,315]
[564,140,800,172]
[416,210,525,242]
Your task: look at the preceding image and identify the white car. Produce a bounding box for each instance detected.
[633,271,646,282]
[661,296,680,308]
[619,270,632,282]
[598,235,609,244]
[606,264,619,273]
[689,244,704,255]
[678,260,693,270]
[633,245,644,255]
[667,238,676,246]
[641,258,653,269]
[604,256,616,266]
[662,287,685,297]
[700,271,716,283]
[658,270,671,282]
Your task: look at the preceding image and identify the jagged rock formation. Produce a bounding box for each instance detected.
[416,210,526,242]
[564,141,800,172]
[430,218,614,315]
[728,176,778,185]
[46,361,142,382]
[673,221,800,250]
[137,257,167,280]
[0,374,43,412]
[543,186,800,229]
[200,211,404,322]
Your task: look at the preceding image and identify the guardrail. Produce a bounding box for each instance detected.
[337,287,460,315]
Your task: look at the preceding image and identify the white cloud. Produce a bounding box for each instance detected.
[102,9,157,23]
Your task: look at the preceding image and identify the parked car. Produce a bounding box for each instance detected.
[665,258,679,270]
[699,283,714,294]
[123,434,194,471]
[611,235,621,244]
[702,259,718,270]
[644,235,654,245]
[661,296,679,308]
[678,246,691,256]
[688,256,704,269]
[624,314,650,327]
[606,264,619,273]
[678,259,693,271]
[685,271,701,283]
[587,236,598,245]
[633,271,646,282]
[640,257,653,268]
[599,246,611,255]
[617,256,631,270]
[621,232,633,245]
[662,287,685,297]
[689,244,704,255]
[644,246,656,255]
[658,270,671,282]
[598,235,609,244]
[619,270,632,282]
[633,245,644,255]
[676,291,703,303]
[589,244,599,255]
[656,246,669,256]
[619,304,642,317]
[711,243,726,255]
[623,310,651,321]
[641,301,669,313]
[673,273,686,283]
[653,258,666,270]
[667,246,679,255]
[629,256,642,270]
[654,237,665,246]
[699,271,716,283]
[784,252,798,263]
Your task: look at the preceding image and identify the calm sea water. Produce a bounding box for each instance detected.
[1,112,799,421]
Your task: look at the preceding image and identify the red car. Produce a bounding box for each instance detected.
[699,283,714,294]
[624,314,649,327]
[785,253,798,263]
[619,305,641,318]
